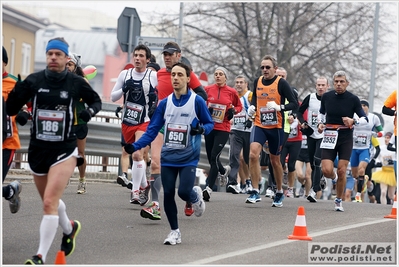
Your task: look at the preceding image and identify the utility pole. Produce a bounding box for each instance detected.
[177,2,184,47]
[368,3,380,112]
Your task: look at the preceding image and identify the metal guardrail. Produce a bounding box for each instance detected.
[14,102,230,173]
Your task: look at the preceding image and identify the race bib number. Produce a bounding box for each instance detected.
[36,109,65,141]
[311,111,318,127]
[123,101,143,125]
[233,114,246,129]
[260,107,277,125]
[289,127,298,138]
[353,132,369,148]
[320,130,338,149]
[301,137,308,149]
[164,123,188,149]
[209,103,227,123]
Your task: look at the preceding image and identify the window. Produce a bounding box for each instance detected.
[21,43,32,76]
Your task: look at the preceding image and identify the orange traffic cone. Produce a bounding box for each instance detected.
[384,195,397,219]
[288,206,312,241]
[54,250,66,264]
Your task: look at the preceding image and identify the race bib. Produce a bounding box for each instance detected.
[233,114,246,129]
[353,131,369,148]
[209,103,227,123]
[123,101,144,125]
[320,130,338,149]
[36,109,65,141]
[259,106,277,126]
[164,123,188,149]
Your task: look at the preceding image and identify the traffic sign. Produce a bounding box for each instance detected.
[117,7,141,53]
[136,36,176,51]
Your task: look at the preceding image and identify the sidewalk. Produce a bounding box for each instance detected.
[4,169,117,184]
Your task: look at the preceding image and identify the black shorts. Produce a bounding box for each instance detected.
[297,149,310,163]
[28,145,78,175]
[73,124,88,140]
[321,129,353,161]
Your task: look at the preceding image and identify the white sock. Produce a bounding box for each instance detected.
[37,215,59,263]
[132,160,146,191]
[58,199,72,235]
[140,161,148,188]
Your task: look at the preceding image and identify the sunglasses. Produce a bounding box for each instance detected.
[260,66,273,70]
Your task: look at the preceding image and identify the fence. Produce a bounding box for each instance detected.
[13,102,230,174]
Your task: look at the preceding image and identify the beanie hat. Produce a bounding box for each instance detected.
[3,46,8,65]
[215,66,228,79]
[68,53,82,68]
[360,99,369,108]
[147,62,160,72]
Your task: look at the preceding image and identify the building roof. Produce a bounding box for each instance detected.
[2,4,48,32]
[35,28,119,66]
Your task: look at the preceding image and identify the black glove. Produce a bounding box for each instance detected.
[227,107,235,120]
[387,159,394,165]
[122,143,136,154]
[79,109,93,122]
[123,79,134,93]
[208,107,214,116]
[147,91,158,119]
[190,123,204,135]
[375,162,383,168]
[244,119,252,130]
[15,111,30,126]
[115,106,122,118]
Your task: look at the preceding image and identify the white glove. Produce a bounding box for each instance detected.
[248,105,256,117]
[266,101,281,111]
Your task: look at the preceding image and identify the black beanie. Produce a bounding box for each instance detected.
[147,62,160,72]
[3,46,8,65]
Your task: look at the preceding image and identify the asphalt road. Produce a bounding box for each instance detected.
[2,180,397,266]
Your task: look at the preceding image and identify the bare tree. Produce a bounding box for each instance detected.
[150,2,396,101]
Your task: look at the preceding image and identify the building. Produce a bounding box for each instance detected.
[2,4,47,77]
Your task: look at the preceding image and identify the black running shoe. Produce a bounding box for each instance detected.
[61,220,81,256]
[25,254,43,265]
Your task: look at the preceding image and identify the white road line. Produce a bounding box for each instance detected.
[185,218,394,265]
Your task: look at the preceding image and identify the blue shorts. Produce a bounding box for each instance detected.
[346,176,355,190]
[350,149,370,167]
[250,126,284,155]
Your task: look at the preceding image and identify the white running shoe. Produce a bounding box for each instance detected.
[77,181,87,194]
[192,186,205,217]
[164,230,181,245]
[202,186,212,202]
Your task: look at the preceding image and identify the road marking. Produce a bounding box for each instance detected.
[186,218,394,265]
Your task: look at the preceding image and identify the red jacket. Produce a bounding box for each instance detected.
[205,84,242,132]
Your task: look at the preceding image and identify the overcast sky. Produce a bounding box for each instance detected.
[3,1,184,22]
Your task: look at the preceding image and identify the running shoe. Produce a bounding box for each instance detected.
[227,184,241,194]
[243,179,253,194]
[286,188,294,198]
[272,192,284,207]
[25,254,43,265]
[246,191,261,204]
[130,190,140,204]
[61,220,81,256]
[76,181,87,194]
[259,177,267,195]
[184,202,194,216]
[265,187,273,198]
[164,230,181,245]
[320,176,326,190]
[307,189,317,203]
[353,195,362,202]
[116,173,131,188]
[9,180,22,214]
[138,182,151,206]
[298,184,305,198]
[140,202,161,220]
[334,198,344,212]
[192,186,205,217]
[202,186,212,202]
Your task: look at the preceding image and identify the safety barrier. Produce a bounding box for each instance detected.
[13,102,230,174]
